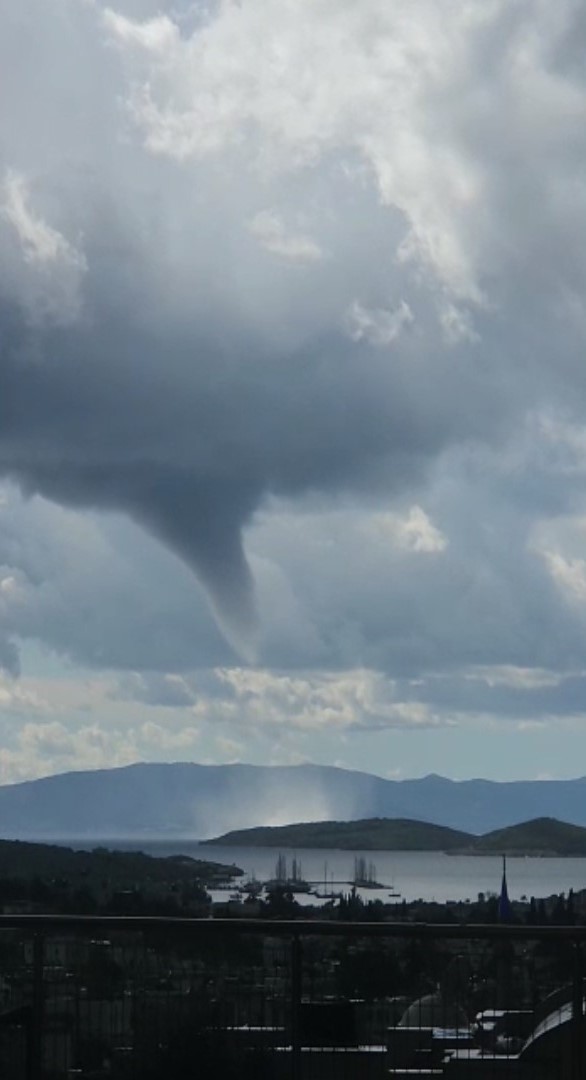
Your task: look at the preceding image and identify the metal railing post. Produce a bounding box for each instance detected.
[572,942,583,1080]
[291,932,302,1080]
[28,933,44,1080]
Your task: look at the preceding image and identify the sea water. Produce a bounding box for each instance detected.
[76,839,586,904]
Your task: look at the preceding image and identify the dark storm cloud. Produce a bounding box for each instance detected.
[0,207,507,659]
[0,0,584,686]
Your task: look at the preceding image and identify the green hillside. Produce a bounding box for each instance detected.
[476,817,586,855]
[204,815,586,855]
[202,817,472,850]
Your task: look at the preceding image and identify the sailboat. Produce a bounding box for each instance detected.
[266,853,311,893]
[318,860,340,900]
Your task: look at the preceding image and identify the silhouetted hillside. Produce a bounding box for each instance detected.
[0,837,238,885]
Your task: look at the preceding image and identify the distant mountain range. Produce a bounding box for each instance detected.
[203,815,586,856]
[1,763,586,840]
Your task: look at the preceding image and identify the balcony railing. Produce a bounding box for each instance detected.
[0,915,584,1079]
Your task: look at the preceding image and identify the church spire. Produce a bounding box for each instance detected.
[498,854,512,922]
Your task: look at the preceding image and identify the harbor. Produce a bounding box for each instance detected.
[228,853,401,903]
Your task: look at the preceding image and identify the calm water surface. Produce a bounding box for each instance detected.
[89,839,586,904]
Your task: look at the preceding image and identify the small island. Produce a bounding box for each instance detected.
[202,815,586,856]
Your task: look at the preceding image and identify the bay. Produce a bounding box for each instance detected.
[89,838,586,904]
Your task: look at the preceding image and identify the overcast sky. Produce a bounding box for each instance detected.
[0,0,585,785]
